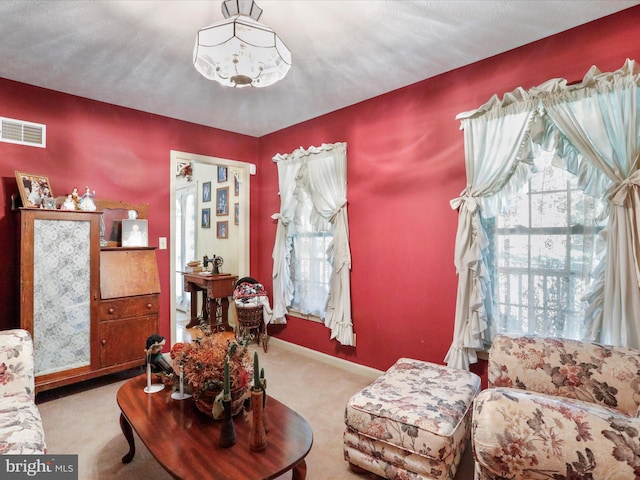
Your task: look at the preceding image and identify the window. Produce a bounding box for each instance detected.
[289,182,333,319]
[448,61,640,370]
[484,153,604,340]
[271,141,352,345]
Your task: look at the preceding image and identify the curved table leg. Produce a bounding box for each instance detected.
[119,412,136,464]
[291,459,307,480]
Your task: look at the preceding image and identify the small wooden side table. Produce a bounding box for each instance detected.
[182,273,238,329]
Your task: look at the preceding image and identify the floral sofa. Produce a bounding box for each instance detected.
[472,334,640,480]
[0,329,46,454]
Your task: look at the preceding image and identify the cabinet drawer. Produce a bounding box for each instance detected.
[99,295,159,319]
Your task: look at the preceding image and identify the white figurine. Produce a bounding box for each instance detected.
[61,194,76,211]
[79,186,96,211]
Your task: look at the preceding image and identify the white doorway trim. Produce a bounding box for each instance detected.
[169,150,252,346]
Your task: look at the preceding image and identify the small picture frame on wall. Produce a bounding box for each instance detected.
[217,166,227,183]
[202,181,211,203]
[216,187,229,216]
[217,221,228,239]
[121,219,148,247]
[201,208,211,228]
[15,171,54,208]
[234,203,240,225]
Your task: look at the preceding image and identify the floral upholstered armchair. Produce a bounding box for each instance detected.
[472,334,640,480]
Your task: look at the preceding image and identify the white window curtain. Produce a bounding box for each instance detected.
[445,99,542,370]
[270,159,299,324]
[271,142,354,345]
[541,60,640,348]
[447,59,640,370]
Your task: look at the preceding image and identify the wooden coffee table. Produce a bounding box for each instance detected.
[117,375,313,479]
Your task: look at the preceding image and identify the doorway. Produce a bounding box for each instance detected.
[169,150,252,345]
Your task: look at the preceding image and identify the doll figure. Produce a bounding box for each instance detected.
[79,186,96,211]
[61,194,76,210]
[71,187,80,208]
[145,334,174,376]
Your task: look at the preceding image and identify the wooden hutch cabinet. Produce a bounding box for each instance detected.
[19,202,160,393]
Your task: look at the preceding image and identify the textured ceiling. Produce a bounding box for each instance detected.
[0,0,638,137]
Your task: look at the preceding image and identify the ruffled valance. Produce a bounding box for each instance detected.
[272,142,347,163]
[457,59,640,122]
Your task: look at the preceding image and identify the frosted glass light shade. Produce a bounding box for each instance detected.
[193,14,291,88]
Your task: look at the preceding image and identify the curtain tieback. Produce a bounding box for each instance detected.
[328,200,347,222]
[270,213,290,226]
[450,188,479,213]
[607,171,640,206]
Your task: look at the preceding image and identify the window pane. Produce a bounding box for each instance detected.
[488,155,603,342]
[529,234,566,269]
[501,195,529,227]
[531,192,567,228]
[496,236,528,269]
[288,184,333,318]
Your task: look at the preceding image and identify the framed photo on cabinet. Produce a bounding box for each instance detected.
[121,219,148,247]
[15,171,54,208]
[216,187,229,216]
[216,221,228,239]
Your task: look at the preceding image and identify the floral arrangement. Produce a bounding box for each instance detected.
[171,331,252,401]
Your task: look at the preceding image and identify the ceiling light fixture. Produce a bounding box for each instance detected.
[193,0,292,88]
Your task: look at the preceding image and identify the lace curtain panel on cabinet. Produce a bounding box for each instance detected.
[33,219,91,375]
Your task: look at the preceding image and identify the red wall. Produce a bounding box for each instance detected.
[253,6,640,375]
[0,81,258,342]
[1,6,639,377]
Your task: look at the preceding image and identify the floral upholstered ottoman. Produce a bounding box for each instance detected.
[344,358,480,480]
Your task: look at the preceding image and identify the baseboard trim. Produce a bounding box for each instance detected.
[269,337,383,380]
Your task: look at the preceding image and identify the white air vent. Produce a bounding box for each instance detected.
[0,117,46,148]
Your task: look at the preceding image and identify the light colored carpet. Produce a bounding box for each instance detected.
[37,339,475,479]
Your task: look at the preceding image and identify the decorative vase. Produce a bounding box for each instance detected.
[249,389,267,451]
[219,399,236,448]
[194,386,247,419]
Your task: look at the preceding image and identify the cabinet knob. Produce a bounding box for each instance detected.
[101,339,106,346]
[147,303,152,309]
[108,308,114,314]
